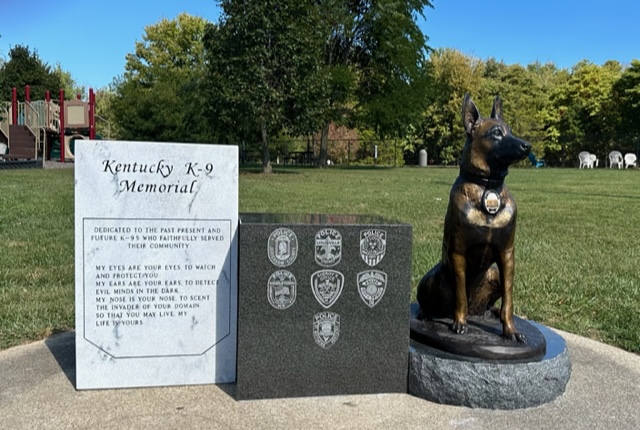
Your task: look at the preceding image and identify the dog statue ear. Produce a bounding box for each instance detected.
[462,93,480,135]
[491,96,503,120]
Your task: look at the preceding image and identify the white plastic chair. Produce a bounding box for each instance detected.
[578,151,592,169]
[609,151,623,169]
[588,153,598,168]
[624,153,637,168]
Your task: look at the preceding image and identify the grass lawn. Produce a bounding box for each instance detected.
[1,165,639,353]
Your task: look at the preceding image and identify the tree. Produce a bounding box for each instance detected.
[547,60,621,165]
[111,13,211,142]
[612,60,640,154]
[93,85,121,139]
[314,0,432,167]
[525,62,569,161]
[417,51,580,166]
[53,63,86,99]
[478,61,563,160]
[0,35,5,70]
[204,0,326,173]
[419,49,485,164]
[0,45,62,101]
[355,0,431,133]
[203,0,432,170]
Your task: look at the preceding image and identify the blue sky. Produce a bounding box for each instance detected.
[1,0,639,91]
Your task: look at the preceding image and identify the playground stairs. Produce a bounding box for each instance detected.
[0,125,41,169]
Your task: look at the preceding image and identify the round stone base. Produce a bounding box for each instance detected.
[408,323,571,409]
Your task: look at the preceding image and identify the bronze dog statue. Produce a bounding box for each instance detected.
[417,94,531,342]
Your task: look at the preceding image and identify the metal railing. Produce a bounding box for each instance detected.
[95,114,111,139]
[17,102,41,158]
[29,100,60,132]
[0,102,10,143]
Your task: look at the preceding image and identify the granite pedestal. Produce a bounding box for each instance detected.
[408,304,571,409]
[236,213,412,400]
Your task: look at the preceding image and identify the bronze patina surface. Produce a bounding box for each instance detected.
[410,304,545,361]
[416,95,540,358]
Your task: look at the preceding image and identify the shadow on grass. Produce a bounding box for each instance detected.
[45,331,76,388]
[335,165,399,171]
[241,163,462,173]
[240,165,302,175]
[540,190,640,201]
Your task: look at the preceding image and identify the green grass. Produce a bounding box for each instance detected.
[0,169,75,348]
[1,166,639,353]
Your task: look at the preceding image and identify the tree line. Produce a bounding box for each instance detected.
[422,50,640,167]
[2,4,640,169]
[106,1,432,172]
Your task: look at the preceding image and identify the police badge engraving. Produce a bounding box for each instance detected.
[267,228,298,267]
[360,229,386,266]
[356,270,387,308]
[482,189,501,215]
[311,269,344,308]
[313,312,340,348]
[315,228,342,267]
[267,270,296,310]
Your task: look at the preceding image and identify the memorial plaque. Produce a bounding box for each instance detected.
[74,140,238,389]
[237,213,412,400]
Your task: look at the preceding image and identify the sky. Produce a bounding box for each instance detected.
[1,0,639,91]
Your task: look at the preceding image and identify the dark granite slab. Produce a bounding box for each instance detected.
[236,213,413,400]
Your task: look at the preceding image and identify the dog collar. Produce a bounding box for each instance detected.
[459,169,506,190]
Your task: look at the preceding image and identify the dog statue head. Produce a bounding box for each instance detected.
[460,94,531,181]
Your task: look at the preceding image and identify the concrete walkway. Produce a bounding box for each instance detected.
[1,329,639,430]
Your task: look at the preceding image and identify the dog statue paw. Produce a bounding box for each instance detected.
[452,320,468,335]
[505,331,528,344]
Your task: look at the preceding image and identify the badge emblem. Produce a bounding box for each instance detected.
[267,270,296,310]
[311,269,344,308]
[360,229,386,266]
[315,228,342,267]
[482,190,501,215]
[357,270,387,308]
[313,312,340,348]
[267,228,298,267]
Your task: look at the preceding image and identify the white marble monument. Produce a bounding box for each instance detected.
[74,140,238,389]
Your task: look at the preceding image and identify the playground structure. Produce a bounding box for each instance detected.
[0,85,98,168]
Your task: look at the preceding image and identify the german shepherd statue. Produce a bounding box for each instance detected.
[417,94,531,342]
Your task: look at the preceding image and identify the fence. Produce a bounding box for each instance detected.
[240,138,413,167]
